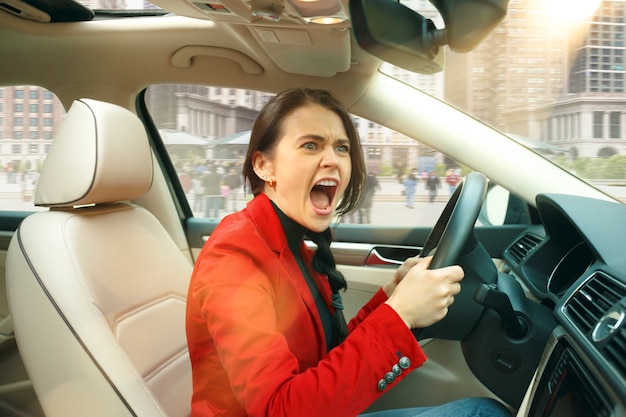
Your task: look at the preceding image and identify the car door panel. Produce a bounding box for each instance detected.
[186,217,529,263]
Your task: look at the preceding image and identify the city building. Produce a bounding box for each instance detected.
[0,86,65,172]
[536,0,626,158]
[145,85,272,137]
[445,0,568,132]
[145,85,273,164]
[445,0,626,159]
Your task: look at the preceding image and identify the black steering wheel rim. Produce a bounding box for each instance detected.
[413,171,495,341]
[422,171,487,268]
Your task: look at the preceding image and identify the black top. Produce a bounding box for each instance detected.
[271,202,334,352]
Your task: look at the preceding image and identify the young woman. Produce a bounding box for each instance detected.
[186,88,510,417]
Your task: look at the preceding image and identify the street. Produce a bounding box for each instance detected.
[3,173,625,229]
[190,177,450,227]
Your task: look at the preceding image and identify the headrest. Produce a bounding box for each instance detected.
[34,99,153,207]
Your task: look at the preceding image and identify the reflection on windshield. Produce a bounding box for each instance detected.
[384,0,626,203]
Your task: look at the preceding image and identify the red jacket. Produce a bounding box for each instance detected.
[186,193,426,417]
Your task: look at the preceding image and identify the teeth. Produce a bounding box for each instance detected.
[316,180,338,187]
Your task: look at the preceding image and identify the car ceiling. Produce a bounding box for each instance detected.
[0,0,382,108]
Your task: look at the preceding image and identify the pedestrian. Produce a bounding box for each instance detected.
[186,87,511,417]
[191,172,205,213]
[220,181,230,210]
[223,167,242,212]
[195,161,207,175]
[358,171,380,223]
[6,161,15,184]
[445,168,460,195]
[201,164,222,218]
[403,170,418,208]
[426,171,440,203]
[178,168,192,196]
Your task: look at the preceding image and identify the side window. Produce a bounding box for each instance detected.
[146,84,525,227]
[144,85,269,219]
[478,184,533,226]
[0,86,64,213]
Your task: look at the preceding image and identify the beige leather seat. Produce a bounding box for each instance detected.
[6,99,193,417]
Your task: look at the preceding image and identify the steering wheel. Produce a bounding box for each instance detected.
[412,171,498,341]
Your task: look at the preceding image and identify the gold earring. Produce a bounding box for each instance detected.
[268,178,276,189]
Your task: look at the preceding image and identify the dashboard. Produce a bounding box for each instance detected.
[501,193,626,417]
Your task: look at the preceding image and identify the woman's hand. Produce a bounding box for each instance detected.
[384,256,464,329]
[382,255,421,297]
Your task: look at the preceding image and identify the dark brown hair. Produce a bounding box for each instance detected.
[242,87,365,215]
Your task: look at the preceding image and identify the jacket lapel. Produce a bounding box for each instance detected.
[246,193,329,355]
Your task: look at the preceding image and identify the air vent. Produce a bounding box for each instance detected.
[506,233,542,264]
[564,272,626,335]
[604,325,626,380]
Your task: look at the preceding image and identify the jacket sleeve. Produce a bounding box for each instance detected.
[189,238,426,417]
[347,288,388,333]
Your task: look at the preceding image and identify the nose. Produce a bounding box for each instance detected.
[320,145,340,168]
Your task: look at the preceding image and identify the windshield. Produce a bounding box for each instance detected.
[78,0,161,11]
[377,0,625,202]
[70,0,625,205]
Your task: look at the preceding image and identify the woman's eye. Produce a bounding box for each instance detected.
[336,144,350,153]
[303,142,317,150]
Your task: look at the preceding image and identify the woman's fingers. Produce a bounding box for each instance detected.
[385,259,464,329]
[385,255,424,297]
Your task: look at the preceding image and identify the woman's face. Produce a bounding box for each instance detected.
[253,104,352,232]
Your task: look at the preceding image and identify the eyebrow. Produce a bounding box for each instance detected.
[298,134,350,145]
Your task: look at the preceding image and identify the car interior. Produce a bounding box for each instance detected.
[6,98,193,417]
[0,0,625,416]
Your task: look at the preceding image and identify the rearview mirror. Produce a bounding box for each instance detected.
[349,0,508,74]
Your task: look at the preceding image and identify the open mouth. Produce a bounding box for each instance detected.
[310,179,338,212]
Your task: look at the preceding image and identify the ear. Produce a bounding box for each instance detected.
[252,150,273,181]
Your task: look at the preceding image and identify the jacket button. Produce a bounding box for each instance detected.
[399,356,411,369]
[384,372,396,383]
[392,364,402,376]
[377,379,387,391]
